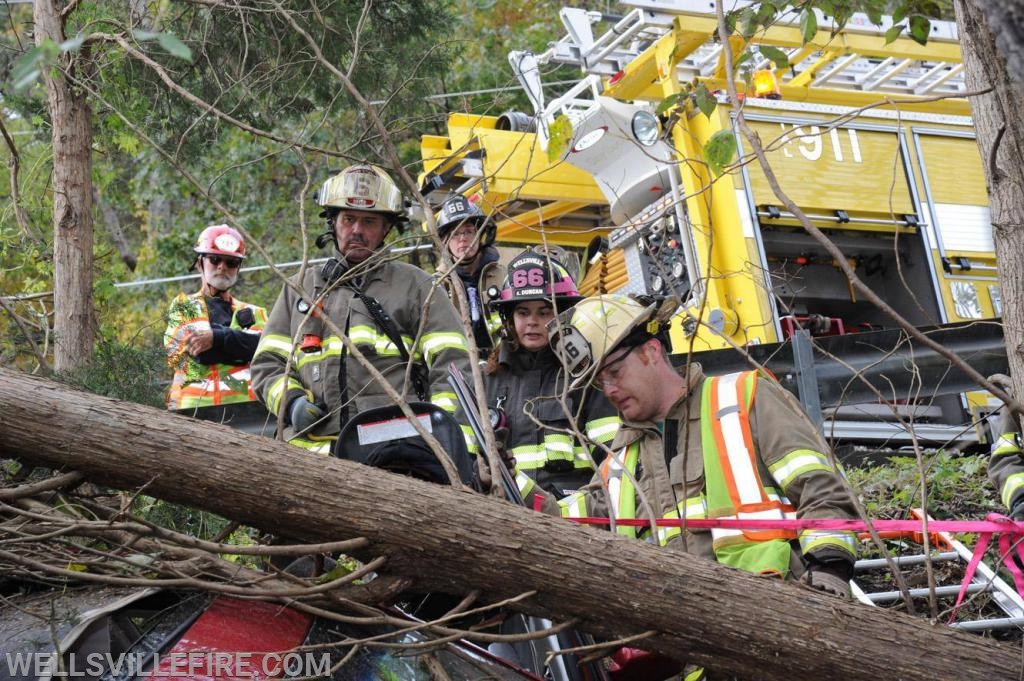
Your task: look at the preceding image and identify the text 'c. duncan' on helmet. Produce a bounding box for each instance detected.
[316,164,408,224]
[194,224,246,259]
[547,294,661,388]
[490,250,583,318]
[436,193,496,245]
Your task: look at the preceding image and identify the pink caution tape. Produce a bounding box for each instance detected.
[564,514,1024,621]
[564,516,1024,533]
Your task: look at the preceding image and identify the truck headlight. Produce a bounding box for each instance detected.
[631,111,660,147]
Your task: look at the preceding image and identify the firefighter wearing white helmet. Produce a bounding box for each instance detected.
[478,251,620,499]
[251,165,474,455]
[164,224,268,409]
[314,164,408,262]
[513,293,859,610]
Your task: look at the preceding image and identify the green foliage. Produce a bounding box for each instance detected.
[55,340,167,408]
[131,30,193,62]
[132,495,262,567]
[547,115,573,163]
[9,38,60,93]
[799,7,818,42]
[758,45,790,69]
[694,83,717,119]
[703,130,737,176]
[847,450,999,521]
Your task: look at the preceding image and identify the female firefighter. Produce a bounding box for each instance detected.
[484,250,620,499]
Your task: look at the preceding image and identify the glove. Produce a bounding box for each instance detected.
[289,395,326,435]
[473,427,514,493]
[804,558,853,599]
[804,556,853,598]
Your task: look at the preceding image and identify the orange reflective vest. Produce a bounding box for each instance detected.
[581,371,798,576]
[165,292,267,410]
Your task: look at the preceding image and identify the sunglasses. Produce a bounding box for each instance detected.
[206,255,242,269]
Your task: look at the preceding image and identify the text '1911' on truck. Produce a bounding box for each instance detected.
[418,0,1008,453]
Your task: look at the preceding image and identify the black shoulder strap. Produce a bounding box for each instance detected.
[351,287,430,402]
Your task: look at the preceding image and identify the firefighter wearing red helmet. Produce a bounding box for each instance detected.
[250,165,474,455]
[164,224,268,410]
[476,250,620,499]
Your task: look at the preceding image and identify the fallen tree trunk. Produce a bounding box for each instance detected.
[0,367,1017,680]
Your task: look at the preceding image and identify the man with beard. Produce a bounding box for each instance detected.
[251,165,472,455]
[164,224,267,410]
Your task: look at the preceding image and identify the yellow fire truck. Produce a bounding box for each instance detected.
[419,1,1004,447]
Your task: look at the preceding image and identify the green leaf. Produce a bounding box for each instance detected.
[547,115,573,163]
[723,10,739,36]
[132,29,159,41]
[10,46,45,93]
[758,45,789,68]
[866,9,884,26]
[703,129,737,176]
[156,33,193,61]
[884,24,905,45]
[892,4,908,24]
[59,34,86,53]
[114,131,141,155]
[733,49,753,72]
[908,15,931,46]
[656,92,686,115]
[832,5,852,33]
[800,8,818,43]
[695,83,717,119]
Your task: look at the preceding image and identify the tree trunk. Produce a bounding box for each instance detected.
[970,3,1024,87]
[956,0,1024,425]
[33,0,95,372]
[0,367,1018,681]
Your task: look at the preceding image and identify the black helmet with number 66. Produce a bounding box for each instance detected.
[436,193,496,246]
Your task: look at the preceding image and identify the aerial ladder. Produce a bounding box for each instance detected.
[419,0,1004,450]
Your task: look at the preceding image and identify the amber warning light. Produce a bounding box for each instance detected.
[752,69,781,99]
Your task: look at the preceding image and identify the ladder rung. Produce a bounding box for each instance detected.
[865,583,987,603]
[855,551,959,570]
[951,616,1024,631]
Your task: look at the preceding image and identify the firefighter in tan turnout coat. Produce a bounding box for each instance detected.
[250,165,472,454]
[530,294,859,591]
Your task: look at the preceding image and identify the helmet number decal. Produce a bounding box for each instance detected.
[512,267,547,288]
[548,322,592,378]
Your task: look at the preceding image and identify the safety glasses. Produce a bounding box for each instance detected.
[206,255,242,269]
[590,344,639,389]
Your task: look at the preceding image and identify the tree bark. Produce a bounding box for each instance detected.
[33,0,95,372]
[956,1,1024,426]
[970,3,1024,87]
[0,367,1018,681]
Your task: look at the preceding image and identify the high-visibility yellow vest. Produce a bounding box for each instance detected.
[564,371,798,576]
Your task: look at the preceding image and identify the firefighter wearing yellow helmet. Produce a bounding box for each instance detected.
[250,165,474,455]
[512,293,859,601]
[164,224,268,410]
